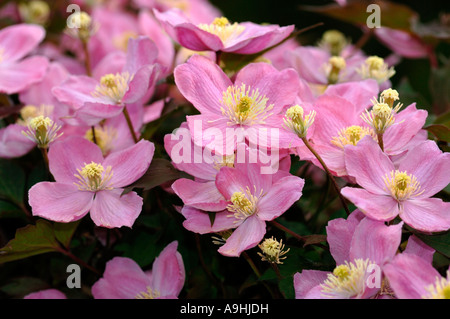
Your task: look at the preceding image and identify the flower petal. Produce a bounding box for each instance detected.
[180,206,238,234]
[400,198,450,233]
[172,179,228,212]
[28,182,93,223]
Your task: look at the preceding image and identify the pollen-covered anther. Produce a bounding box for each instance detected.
[320,259,373,299]
[227,186,263,221]
[74,162,113,192]
[380,88,403,112]
[257,237,290,264]
[92,72,132,104]
[67,11,94,41]
[383,170,424,201]
[319,30,348,56]
[283,105,316,138]
[357,56,395,84]
[423,271,450,299]
[221,83,273,126]
[213,154,235,171]
[22,115,63,148]
[19,0,50,25]
[361,102,396,134]
[327,56,346,84]
[198,16,245,45]
[135,287,161,299]
[331,125,377,148]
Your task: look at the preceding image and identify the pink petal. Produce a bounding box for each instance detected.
[0,24,45,63]
[404,235,435,264]
[102,139,154,188]
[285,47,329,84]
[172,179,228,212]
[323,79,379,110]
[51,75,100,109]
[28,182,93,223]
[89,189,143,228]
[151,241,185,298]
[92,257,151,299]
[400,198,450,233]
[294,270,329,299]
[326,209,365,265]
[122,64,158,105]
[174,54,232,114]
[218,215,266,257]
[374,27,428,59]
[349,217,403,266]
[383,253,441,299]
[398,140,450,198]
[143,99,165,124]
[257,175,304,220]
[0,124,36,159]
[0,56,49,94]
[180,206,238,234]
[48,136,104,184]
[344,136,395,195]
[24,289,66,299]
[341,187,399,222]
[215,166,251,199]
[124,36,158,75]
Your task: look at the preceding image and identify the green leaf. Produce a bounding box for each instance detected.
[0,219,63,264]
[434,111,450,127]
[416,232,450,258]
[121,158,185,195]
[53,220,81,250]
[424,124,450,143]
[0,159,26,204]
[0,200,23,219]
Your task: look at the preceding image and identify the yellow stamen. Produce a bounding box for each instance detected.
[74,162,113,192]
[221,83,273,126]
[227,186,263,221]
[21,115,63,148]
[319,30,348,56]
[92,73,132,104]
[135,287,161,299]
[198,16,245,45]
[331,125,377,148]
[357,56,395,84]
[283,105,316,138]
[383,170,424,201]
[423,271,450,299]
[327,56,346,84]
[320,259,372,299]
[85,126,117,156]
[257,237,290,264]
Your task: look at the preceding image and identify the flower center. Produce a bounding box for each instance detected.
[213,154,235,171]
[85,126,118,156]
[135,286,161,299]
[257,237,290,264]
[113,31,138,51]
[74,162,113,192]
[92,72,132,104]
[423,272,450,299]
[320,259,372,299]
[283,105,316,138]
[318,30,348,56]
[382,170,424,201]
[327,56,346,84]
[331,125,377,149]
[198,17,245,45]
[21,115,63,148]
[227,186,262,221]
[357,56,395,84]
[221,83,273,126]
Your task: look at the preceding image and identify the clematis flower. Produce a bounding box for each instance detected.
[52,36,159,126]
[28,136,154,228]
[92,241,185,299]
[174,55,301,155]
[178,148,304,257]
[294,210,403,299]
[383,252,450,299]
[341,137,450,232]
[296,89,427,178]
[0,23,48,94]
[154,8,294,54]
[0,62,70,159]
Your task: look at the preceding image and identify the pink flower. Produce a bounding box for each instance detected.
[341,137,450,232]
[91,241,185,299]
[294,210,403,299]
[296,92,427,178]
[174,55,301,154]
[24,289,67,299]
[0,23,49,94]
[178,149,304,257]
[383,252,449,299]
[154,8,294,54]
[374,27,429,59]
[52,36,159,126]
[28,136,155,228]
